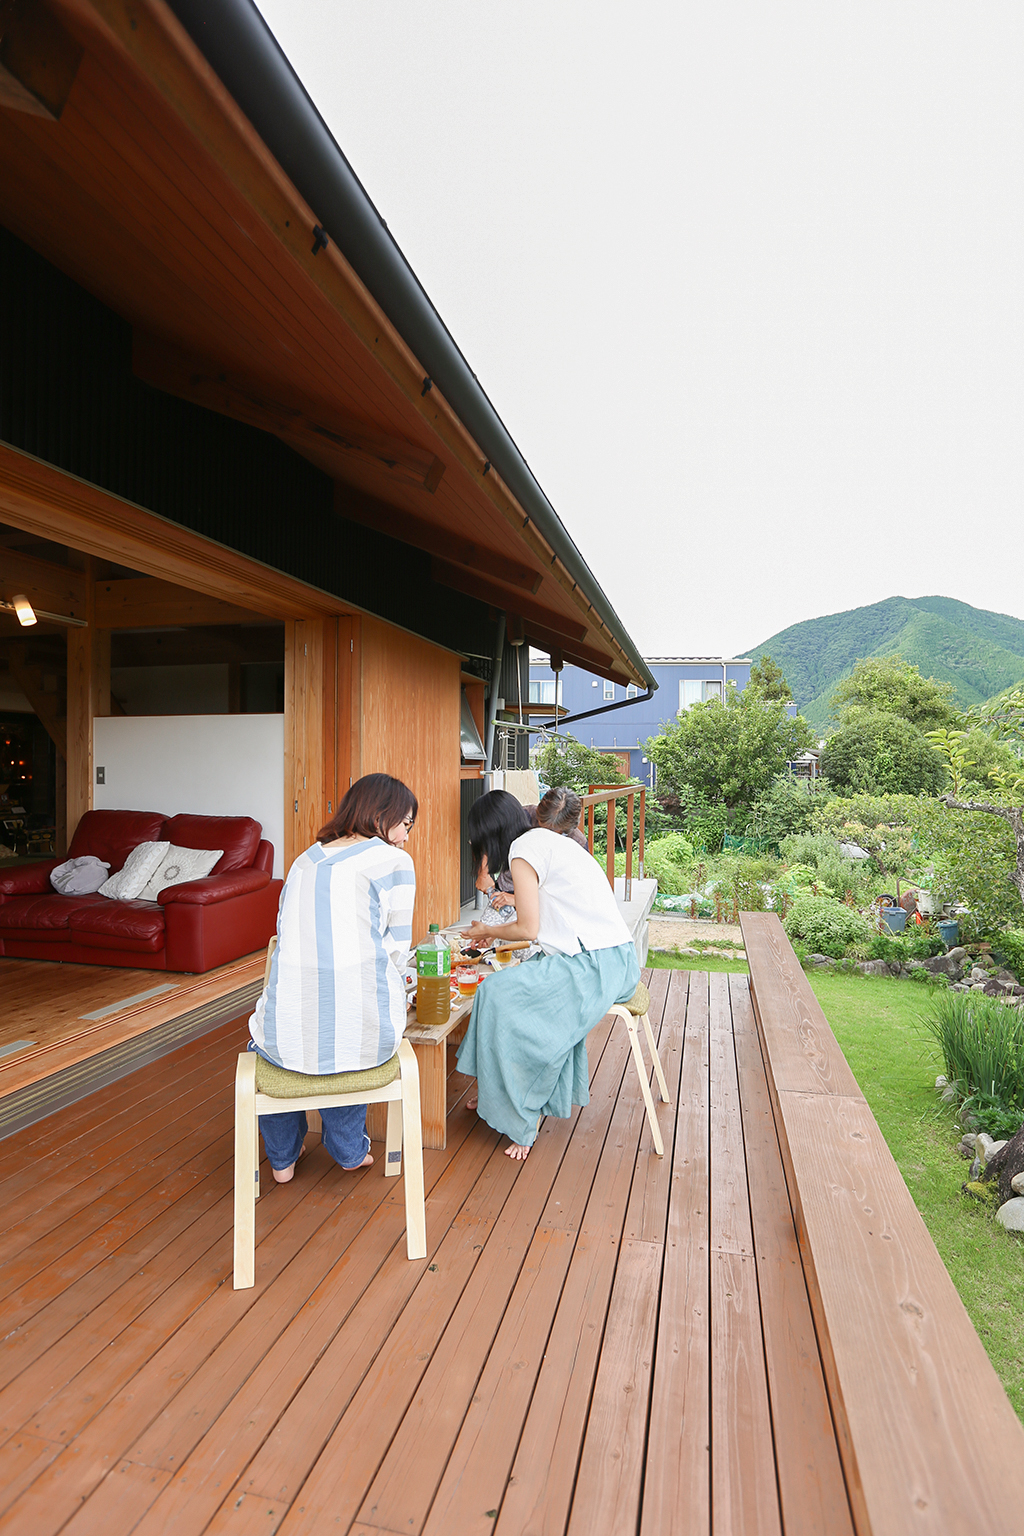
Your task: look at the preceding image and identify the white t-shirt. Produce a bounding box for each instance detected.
[508,827,632,957]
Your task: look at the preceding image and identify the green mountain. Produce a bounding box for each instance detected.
[746,596,1024,728]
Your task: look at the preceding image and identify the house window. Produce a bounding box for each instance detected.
[703,680,723,703]
[529,680,556,704]
[603,681,615,700]
[678,679,702,712]
[626,684,638,699]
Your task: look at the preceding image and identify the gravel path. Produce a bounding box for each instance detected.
[648,914,745,956]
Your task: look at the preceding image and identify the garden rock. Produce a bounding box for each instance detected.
[922,954,963,978]
[806,955,835,968]
[959,1134,978,1159]
[970,1156,984,1180]
[856,960,892,977]
[947,946,968,964]
[1011,1171,1024,1195]
[989,1140,1009,1156]
[969,967,991,982]
[995,1198,1024,1232]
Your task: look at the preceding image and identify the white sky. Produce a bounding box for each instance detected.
[255,1,1024,657]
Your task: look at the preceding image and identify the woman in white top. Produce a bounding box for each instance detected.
[457,788,640,1159]
[249,772,417,1182]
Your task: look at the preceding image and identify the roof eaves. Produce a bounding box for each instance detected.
[163,0,656,694]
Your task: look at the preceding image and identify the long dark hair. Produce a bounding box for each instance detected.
[468,790,532,881]
[317,773,417,844]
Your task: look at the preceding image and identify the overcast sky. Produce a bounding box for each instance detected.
[255,1,1024,658]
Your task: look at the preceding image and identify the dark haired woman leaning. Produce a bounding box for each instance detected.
[248,772,417,1182]
[457,788,639,1160]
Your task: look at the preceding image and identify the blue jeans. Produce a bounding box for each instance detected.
[258,1104,369,1171]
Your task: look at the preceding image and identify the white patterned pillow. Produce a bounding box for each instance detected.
[99,841,169,900]
[136,844,223,902]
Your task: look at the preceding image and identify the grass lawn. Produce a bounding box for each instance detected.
[650,949,1024,1416]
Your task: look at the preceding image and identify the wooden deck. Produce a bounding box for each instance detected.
[0,966,858,1536]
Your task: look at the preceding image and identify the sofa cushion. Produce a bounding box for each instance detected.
[69,898,166,951]
[0,892,107,936]
[68,810,167,874]
[99,841,169,900]
[136,844,222,901]
[161,815,260,874]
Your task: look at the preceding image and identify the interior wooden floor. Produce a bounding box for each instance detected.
[0,968,853,1536]
[0,953,266,1098]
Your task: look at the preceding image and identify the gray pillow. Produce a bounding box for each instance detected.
[99,840,170,900]
[50,856,111,895]
[136,844,223,901]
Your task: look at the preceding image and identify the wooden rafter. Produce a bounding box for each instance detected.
[431,560,588,644]
[5,641,67,758]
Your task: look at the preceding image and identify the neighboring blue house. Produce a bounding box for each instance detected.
[529,656,753,784]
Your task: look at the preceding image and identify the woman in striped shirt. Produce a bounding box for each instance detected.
[249,773,417,1182]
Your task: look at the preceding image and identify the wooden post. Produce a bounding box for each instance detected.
[65,559,99,844]
[639,787,646,880]
[625,790,634,903]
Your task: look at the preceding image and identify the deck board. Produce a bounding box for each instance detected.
[0,969,849,1535]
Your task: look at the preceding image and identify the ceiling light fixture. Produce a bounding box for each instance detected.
[0,595,87,627]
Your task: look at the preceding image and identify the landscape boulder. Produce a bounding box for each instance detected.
[922,953,963,978]
[995,1199,1024,1232]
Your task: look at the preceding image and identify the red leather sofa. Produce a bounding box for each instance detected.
[0,809,282,973]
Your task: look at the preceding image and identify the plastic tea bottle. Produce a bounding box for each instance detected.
[415,924,451,1026]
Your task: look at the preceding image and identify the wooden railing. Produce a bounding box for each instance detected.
[581,783,646,900]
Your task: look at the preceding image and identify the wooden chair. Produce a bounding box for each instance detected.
[233,940,427,1288]
[608,981,671,1157]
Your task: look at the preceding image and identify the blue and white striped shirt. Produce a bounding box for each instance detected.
[249,837,416,1075]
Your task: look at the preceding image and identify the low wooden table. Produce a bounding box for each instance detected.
[366,992,474,1150]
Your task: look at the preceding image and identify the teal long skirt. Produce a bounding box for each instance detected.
[455,941,640,1147]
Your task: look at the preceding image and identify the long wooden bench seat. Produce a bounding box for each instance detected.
[741,912,1024,1535]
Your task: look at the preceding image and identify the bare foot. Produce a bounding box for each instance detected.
[272,1144,307,1183]
[341,1151,374,1171]
[504,1142,531,1161]
[466,1096,478,1112]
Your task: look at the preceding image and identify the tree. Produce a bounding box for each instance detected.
[820,711,948,797]
[747,653,793,702]
[927,685,1024,920]
[532,735,630,795]
[829,655,960,731]
[646,688,813,810]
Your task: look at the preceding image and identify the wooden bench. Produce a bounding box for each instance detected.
[365,994,473,1150]
[740,912,1024,1535]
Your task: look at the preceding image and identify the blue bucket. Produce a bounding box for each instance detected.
[936,919,959,947]
[880,906,907,933]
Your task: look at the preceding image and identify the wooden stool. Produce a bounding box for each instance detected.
[234,937,426,1285]
[608,982,671,1157]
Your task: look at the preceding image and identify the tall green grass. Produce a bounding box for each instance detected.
[922,992,1024,1110]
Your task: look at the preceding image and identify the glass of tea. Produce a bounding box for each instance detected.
[457,967,480,999]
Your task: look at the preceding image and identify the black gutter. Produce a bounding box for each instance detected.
[537,688,656,733]
[165,0,656,695]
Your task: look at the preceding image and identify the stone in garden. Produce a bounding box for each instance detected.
[995,1198,1024,1232]
[977,1134,996,1156]
[970,1156,983,1179]
[959,1135,978,1159]
[947,946,968,963]
[1011,1171,1024,1195]
[983,981,1010,997]
[806,954,835,968]
[936,1074,947,1088]
[996,969,1017,983]
[940,1084,957,1102]
[857,960,891,976]
[989,1140,1008,1156]
[923,954,962,977]
[969,967,991,982]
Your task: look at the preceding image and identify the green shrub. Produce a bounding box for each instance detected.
[779,832,865,899]
[991,930,1024,980]
[784,896,874,959]
[867,930,945,964]
[923,993,1024,1122]
[748,775,823,842]
[616,833,695,896]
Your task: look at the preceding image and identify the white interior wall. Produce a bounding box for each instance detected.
[93,715,285,875]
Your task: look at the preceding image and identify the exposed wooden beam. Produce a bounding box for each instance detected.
[133,332,446,496]
[0,546,86,620]
[111,624,283,668]
[0,0,83,119]
[334,486,541,595]
[522,620,635,689]
[6,642,67,758]
[0,442,350,619]
[93,575,268,629]
[430,560,589,645]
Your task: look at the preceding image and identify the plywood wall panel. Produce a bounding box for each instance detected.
[360,618,461,936]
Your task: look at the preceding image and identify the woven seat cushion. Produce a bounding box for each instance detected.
[254,1051,401,1100]
[621,981,651,1017]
